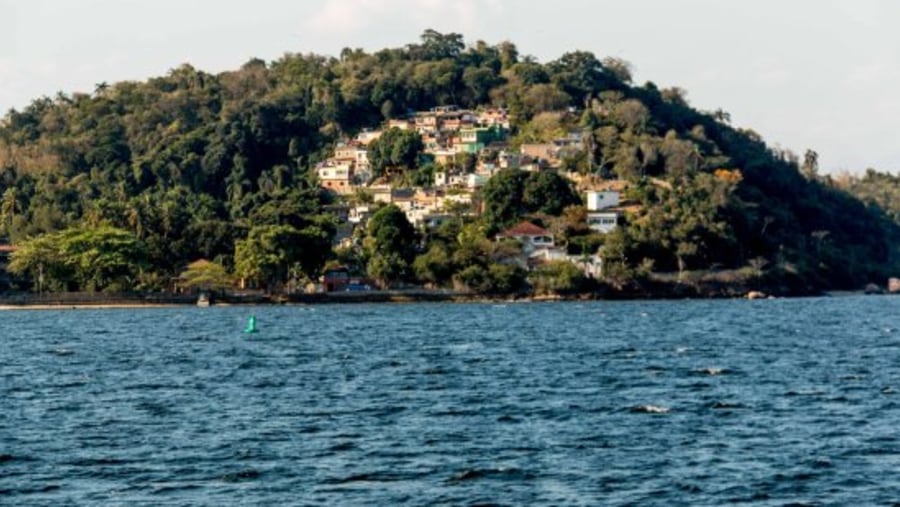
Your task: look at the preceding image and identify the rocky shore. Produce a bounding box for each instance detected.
[2,276,897,309]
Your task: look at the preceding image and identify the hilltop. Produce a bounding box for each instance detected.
[1,30,898,297]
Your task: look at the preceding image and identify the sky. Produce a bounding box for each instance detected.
[2,0,899,173]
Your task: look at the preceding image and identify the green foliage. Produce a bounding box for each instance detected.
[0,30,897,294]
[528,260,588,295]
[179,260,233,291]
[234,221,333,292]
[8,226,146,292]
[413,244,454,286]
[367,128,424,179]
[364,205,417,286]
[454,263,526,295]
[480,169,580,231]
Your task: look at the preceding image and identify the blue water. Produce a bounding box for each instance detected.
[3,297,900,505]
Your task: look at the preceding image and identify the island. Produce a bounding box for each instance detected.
[0,30,898,305]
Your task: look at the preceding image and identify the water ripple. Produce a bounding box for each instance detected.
[4,297,900,504]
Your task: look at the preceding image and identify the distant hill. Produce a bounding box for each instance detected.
[1,29,897,294]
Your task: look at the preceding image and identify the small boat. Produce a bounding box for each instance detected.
[196,293,210,307]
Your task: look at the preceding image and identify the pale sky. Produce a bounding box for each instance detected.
[3,0,899,173]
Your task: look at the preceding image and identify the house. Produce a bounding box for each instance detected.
[368,185,393,204]
[317,162,354,194]
[390,188,416,209]
[334,144,370,172]
[586,190,620,211]
[414,112,439,134]
[584,190,623,233]
[586,211,620,233]
[457,126,504,154]
[477,108,510,129]
[496,221,555,253]
[553,132,586,150]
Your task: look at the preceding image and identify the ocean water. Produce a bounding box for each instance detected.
[2,296,900,505]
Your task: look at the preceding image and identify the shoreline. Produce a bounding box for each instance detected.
[0,288,892,310]
[0,303,185,311]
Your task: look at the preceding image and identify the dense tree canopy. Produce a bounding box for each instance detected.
[8,226,145,292]
[480,169,581,231]
[363,205,417,287]
[367,128,424,179]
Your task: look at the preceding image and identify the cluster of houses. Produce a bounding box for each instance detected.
[316,105,632,289]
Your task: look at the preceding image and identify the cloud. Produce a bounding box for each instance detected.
[305,0,505,37]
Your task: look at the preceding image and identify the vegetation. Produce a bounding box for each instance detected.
[1,30,898,296]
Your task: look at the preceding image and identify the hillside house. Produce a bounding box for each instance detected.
[478,108,510,129]
[457,126,504,154]
[586,211,620,233]
[415,113,439,134]
[586,190,620,211]
[496,221,555,253]
[317,162,354,194]
[334,144,370,171]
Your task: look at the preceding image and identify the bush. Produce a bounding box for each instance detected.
[454,262,526,295]
[528,260,587,295]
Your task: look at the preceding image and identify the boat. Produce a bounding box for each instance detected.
[196,293,210,307]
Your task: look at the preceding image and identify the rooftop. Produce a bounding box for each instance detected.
[497,221,551,237]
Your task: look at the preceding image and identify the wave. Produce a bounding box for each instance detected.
[694,367,730,376]
[629,405,671,414]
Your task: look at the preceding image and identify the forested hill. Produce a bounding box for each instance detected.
[0,30,897,294]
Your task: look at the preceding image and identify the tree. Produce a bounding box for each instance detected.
[413,244,453,287]
[178,259,233,292]
[8,226,146,292]
[522,170,582,216]
[480,169,529,230]
[602,57,633,84]
[801,149,819,180]
[528,260,588,295]
[367,128,424,179]
[234,225,303,292]
[364,205,417,287]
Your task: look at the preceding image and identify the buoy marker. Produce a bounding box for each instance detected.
[244,315,258,334]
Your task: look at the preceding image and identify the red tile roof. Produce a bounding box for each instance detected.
[497,221,551,238]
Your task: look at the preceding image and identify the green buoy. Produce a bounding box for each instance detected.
[244,315,258,334]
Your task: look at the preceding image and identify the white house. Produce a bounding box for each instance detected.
[587,211,619,233]
[586,190,620,211]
